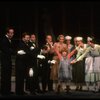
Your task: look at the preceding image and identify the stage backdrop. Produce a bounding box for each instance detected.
[0,1,100,47]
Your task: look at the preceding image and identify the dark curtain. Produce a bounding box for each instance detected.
[0,1,100,46]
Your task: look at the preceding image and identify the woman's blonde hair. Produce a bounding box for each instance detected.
[57,34,64,41]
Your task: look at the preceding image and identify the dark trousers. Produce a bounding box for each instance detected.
[41,64,53,92]
[25,66,40,93]
[15,71,25,95]
[15,60,26,95]
[1,67,12,95]
[1,57,12,95]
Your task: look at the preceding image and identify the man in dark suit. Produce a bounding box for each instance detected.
[38,35,54,93]
[0,27,14,95]
[15,32,31,95]
[27,34,40,94]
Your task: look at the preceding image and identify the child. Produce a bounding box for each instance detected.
[55,48,77,93]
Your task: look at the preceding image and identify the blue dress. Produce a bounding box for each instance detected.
[58,57,72,82]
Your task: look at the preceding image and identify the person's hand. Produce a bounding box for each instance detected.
[37,55,45,59]
[30,46,34,50]
[17,50,26,55]
[70,59,76,64]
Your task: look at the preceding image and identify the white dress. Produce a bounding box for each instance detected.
[85,44,100,82]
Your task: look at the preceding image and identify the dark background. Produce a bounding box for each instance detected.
[0,1,100,46]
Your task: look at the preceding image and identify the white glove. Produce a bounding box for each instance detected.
[30,46,34,50]
[48,60,56,64]
[40,49,44,54]
[17,50,26,55]
[29,68,34,77]
[48,60,51,64]
[51,60,56,64]
[37,55,45,59]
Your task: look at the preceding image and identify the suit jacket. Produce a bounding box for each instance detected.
[29,41,40,60]
[16,40,31,67]
[0,35,14,66]
[0,35,14,57]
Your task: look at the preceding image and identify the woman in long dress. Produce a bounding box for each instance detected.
[50,34,67,92]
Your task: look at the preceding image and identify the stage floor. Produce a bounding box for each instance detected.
[0,76,100,99]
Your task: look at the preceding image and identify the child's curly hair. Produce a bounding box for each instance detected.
[60,48,68,54]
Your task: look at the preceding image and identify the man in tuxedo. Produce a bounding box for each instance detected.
[27,34,40,94]
[38,35,54,93]
[0,27,14,95]
[15,32,31,95]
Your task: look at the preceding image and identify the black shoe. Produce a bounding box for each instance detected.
[75,86,79,91]
[42,90,48,93]
[36,90,43,93]
[1,93,10,96]
[79,86,83,91]
[57,84,61,93]
[16,92,28,95]
[30,92,37,95]
[98,89,100,92]
[1,91,13,96]
[48,89,54,92]
[66,90,71,94]
[65,85,71,92]
[55,91,60,94]
[23,92,28,95]
[10,92,15,94]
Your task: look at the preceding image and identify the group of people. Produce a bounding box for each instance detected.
[0,27,100,96]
